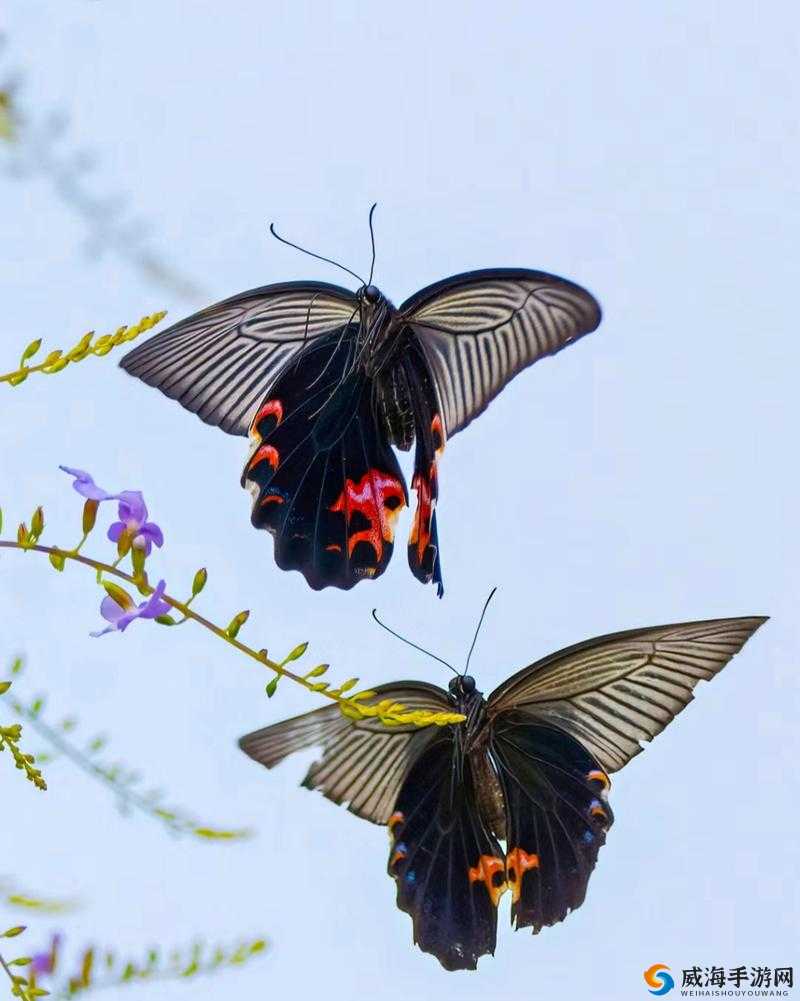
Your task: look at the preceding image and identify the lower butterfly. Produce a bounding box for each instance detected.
[119,210,601,595]
[239,615,766,970]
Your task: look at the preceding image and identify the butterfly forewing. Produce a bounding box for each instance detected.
[120,282,358,435]
[402,268,601,437]
[239,682,451,824]
[487,617,768,772]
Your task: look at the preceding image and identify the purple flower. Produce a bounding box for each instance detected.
[31,933,62,977]
[91,579,171,637]
[107,491,164,555]
[60,465,164,553]
[59,466,117,502]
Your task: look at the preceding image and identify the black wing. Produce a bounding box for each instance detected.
[483,617,765,934]
[389,734,505,971]
[489,711,612,932]
[487,617,767,772]
[120,281,358,435]
[394,338,446,594]
[401,268,601,437]
[242,326,408,590]
[238,682,451,824]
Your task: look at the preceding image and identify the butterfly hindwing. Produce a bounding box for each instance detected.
[394,340,446,594]
[388,735,504,971]
[490,710,612,932]
[243,328,408,590]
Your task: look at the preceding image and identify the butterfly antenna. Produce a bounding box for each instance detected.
[464,587,498,675]
[269,222,366,286]
[371,609,459,676]
[366,202,378,285]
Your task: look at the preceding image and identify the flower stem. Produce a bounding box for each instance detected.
[0,541,308,688]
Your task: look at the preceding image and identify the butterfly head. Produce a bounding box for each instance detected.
[360,284,381,305]
[449,674,476,697]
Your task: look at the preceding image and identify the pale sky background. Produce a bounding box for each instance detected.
[1,3,798,1000]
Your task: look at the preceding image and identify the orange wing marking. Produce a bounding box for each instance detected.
[505,847,540,903]
[468,854,507,907]
[247,444,280,472]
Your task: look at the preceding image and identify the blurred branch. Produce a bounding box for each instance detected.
[2,658,252,842]
[0,678,46,792]
[0,37,204,303]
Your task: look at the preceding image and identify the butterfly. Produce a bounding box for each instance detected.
[238,614,766,970]
[119,209,601,595]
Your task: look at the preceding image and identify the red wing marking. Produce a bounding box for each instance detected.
[250,398,284,436]
[431,413,446,457]
[409,465,438,561]
[330,470,406,561]
[408,414,444,562]
[467,854,507,907]
[259,494,284,506]
[505,847,540,903]
[247,444,280,472]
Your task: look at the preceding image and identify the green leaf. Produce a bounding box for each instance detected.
[102,581,134,610]
[0,681,11,695]
[2,926,26,937]
[48,550,66,571]
[265,676,279,698]
[21,338,41,363]
[155,614,176,626]
[225,610,249,639]
[304,663,329,679]
[30,507,44,537]
[82,499,99,535]
[283,641,308,663]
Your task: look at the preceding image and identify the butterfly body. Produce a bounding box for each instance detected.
[121,267,602,593]
[239,616,766,970]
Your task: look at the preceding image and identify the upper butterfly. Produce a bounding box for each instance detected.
[119,221,601,594]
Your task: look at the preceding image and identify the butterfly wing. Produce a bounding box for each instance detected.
[238,682,451,824]
[243,326,408,590]
[401,268,601,437]
[393,339,446,594]
[487,616,767,771]
[388,735,505,971]
[485,617,766,932]
[119,281,358,435]
[489,711,612,932]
